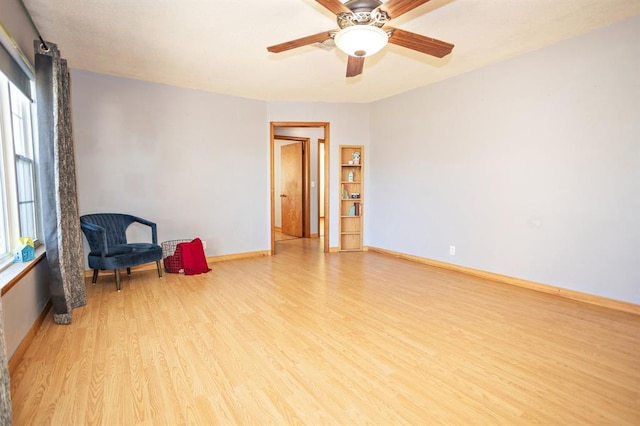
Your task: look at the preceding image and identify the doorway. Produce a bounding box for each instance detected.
[270,122,330,255]
[317,139,325,238]
[274,137,310,240]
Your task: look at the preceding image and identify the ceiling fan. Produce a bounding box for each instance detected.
[267,0,454,77]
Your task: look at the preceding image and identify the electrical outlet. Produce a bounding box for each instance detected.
[449,245,456,256]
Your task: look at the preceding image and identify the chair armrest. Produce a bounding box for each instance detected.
[130,216,158,245]
[80,221,108,258]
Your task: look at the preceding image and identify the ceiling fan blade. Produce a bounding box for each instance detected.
[379,0,432,19]
[316,0,351,15]
[387,27,454,58]
[267,31,335,53]
[346,56,365,77]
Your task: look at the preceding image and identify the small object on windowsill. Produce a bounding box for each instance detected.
[14,237,35,262]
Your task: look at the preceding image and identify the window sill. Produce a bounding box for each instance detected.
[0,246,47,295]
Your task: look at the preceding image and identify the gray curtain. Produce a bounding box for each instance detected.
[35,41,86,324]
[0,299,11,424]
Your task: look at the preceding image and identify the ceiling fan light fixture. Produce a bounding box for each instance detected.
[334,25,388,57]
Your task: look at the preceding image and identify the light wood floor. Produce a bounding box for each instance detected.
[275,217,324,242]
[274,228,300,242]
[10,239,640,424]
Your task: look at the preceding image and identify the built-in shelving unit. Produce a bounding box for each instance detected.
[339,145,364,252]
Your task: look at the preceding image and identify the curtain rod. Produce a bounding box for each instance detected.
[18,0,48,51]
[0,22,34,75]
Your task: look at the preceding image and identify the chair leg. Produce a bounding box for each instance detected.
[156,260,163,278]
[115,269,121,292]
[126,267,131,276]
[92,269,99,284]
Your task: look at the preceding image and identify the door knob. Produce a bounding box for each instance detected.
[280,194,287,197]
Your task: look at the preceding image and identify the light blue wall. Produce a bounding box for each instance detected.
[368,16,640,304]
[2,258,50,357]
[72,71,271,257]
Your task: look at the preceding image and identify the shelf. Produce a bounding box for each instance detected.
[341,181,361,184]
[341,164,362,167]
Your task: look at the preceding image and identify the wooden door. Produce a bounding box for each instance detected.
[281,143,303,237]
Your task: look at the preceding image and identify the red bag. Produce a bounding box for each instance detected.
[176,238,211,275]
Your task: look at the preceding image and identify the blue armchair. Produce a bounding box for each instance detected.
[80,213,163,291]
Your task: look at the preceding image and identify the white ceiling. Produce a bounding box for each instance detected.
[24,0,640,103]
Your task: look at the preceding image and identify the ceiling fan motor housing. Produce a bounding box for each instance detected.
[338,0,389,29]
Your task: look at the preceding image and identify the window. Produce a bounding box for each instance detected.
[0,111,8,257]
[0,72,40,266]
[10,85,38,241]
